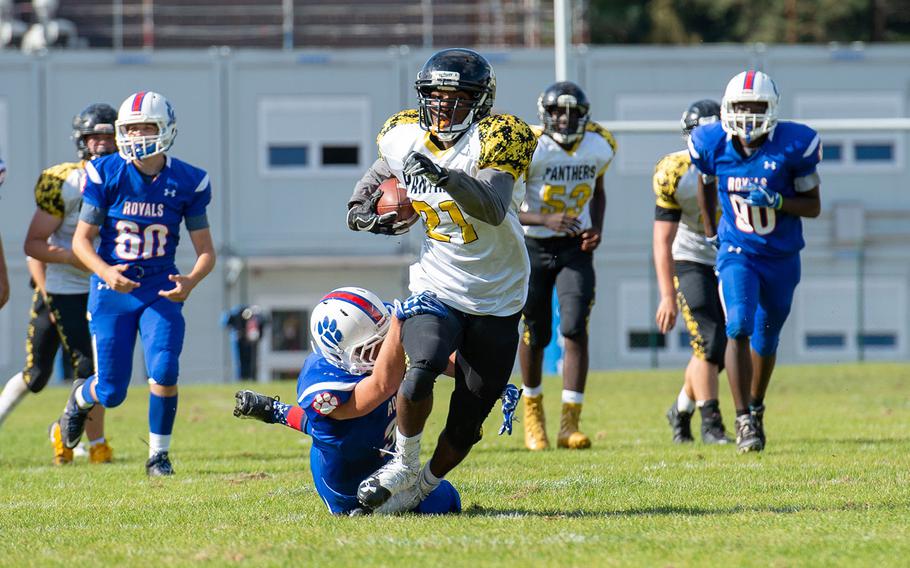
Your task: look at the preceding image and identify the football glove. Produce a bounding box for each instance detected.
[744,186,783,210]
[403,151,450,187]
[498,384,522,436]
[346,188,413,235]
[393,291,449,320]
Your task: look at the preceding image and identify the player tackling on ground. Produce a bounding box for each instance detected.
[689,71,821,452]
[346,48,537,511]
[54,91,216,475]
[518,81,615,451]
[653,100,729,445]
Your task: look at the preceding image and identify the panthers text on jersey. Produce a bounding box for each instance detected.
[82,153,211,269]
[296,353,397,502]
[377,110,537,316]
[34,161,94,293]
[652,150,716,266]
[523,122,617,239]
[688,121,821,257]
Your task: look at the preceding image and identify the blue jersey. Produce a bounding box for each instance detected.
[82,153,211,269]
[296,354,396,499]
[688,121,821,256]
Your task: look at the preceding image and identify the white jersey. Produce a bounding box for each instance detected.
[34,161,92,294]
[652,150,716,266]
[377,109,536,316]
[522,122,617,239]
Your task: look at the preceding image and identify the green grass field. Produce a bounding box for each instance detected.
[1,363,908,567]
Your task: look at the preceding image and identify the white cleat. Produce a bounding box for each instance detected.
[356,456,419,510]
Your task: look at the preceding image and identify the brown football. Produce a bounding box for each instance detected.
[376,177,415,221]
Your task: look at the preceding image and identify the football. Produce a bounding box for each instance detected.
[376,177,415,221]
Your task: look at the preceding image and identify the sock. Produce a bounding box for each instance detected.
[272,400,306,432]
[418,461,442,496]
[699,399,720,420]
[76,379,96,409]
[89,437,106,447]
[677,387,695,413]
[749,397,764,410]
[149,433,171,457]
[395,429,422,467]
[149,392,178,457]
[562,389,584,405]
[0,373,29,427]
[523,384,543,397]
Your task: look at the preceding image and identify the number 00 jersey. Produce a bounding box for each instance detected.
[377,110,537,316]
[33,161,92,293]
[82,153,211,269]
[652,150,716,266]
[523,122,617,239]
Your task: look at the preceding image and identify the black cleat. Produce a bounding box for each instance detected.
[734,414,764,453]
[233,390,278,423]
[146,451,175,476]
[357,477,392,510]
[348,507,373,517]
[58,378,93,449]
[699,404,731,445]
[750,404,766,447]
[666,403,694,444]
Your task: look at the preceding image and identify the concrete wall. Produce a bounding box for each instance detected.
[0,44,908,383]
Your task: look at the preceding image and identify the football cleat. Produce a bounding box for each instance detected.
[233,390,278,423]
[89,441,114,464]
[356,456,418,510]
[750,403,766,446]
[48,422,74,465]
[701,417,731,445]
[523,393,550,451]
[146,451,175,477]
[666,403,694,444]
[58,378,93,449]
[734,414,764,453]
[557,402,591,449]
[374,482,425,515]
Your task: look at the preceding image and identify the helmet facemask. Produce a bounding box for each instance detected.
[539,95,589,145]
[116,92,178,161]
[417,85,491,142]
[721,71,779,143]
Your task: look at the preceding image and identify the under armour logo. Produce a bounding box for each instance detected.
[763,160,777,170]
[97,281,111,290]
[164,188,177,197]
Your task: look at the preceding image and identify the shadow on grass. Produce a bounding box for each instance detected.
[464,502,885,518]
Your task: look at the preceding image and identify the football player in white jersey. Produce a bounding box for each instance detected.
[0,104,117,465]
[652,100,729,445]
[518,81,615,451]
[346,48,537,511]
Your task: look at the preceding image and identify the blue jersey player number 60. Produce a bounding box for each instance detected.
[114,220,168,260]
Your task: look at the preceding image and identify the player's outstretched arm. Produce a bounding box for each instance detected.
[23,209,85,270]
[347,158,408,234]
[159,228,216,303]
[0,234,9,309]
[72,220,139,293]
[331,317,405,420]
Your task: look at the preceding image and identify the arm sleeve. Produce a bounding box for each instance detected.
[348,158,394,208]
[79,203,108,225]
[445,168,513,226]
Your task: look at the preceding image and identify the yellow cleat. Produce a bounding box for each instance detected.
[557,402,591,449]
[89,441,113,464]
[523,393,550,450]
[48,422,74,465]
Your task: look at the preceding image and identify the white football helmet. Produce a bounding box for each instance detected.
[115,91,177,160]
[309,287,391,375]
[721,70,779,142]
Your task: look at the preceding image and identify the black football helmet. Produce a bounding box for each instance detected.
[415,48,496,142]
[537,81,591,145]
[680,99,721,138]
[72,103,117,159]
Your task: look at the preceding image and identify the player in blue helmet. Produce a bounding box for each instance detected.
[688,71,822,453]
[54,91,217,475]
[234,288,481,515]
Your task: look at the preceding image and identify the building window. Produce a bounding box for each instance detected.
[805,333,846,349]
[858,333,897,348]
[629,330,665,349]
[268,145,309,167]
[678,331,691,349]
[854,143,893,162]
[321,145,359,166]
[270,309,309,352]
[822,143,842,162]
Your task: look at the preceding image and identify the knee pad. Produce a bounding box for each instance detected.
[399,365,438,402]
[522,319,551,350]
[558,297,592,341]
[725,316,752,341]
[146,351,180,387]
[751,330,780,358]
[95,381,128,408]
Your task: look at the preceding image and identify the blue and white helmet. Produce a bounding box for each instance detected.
[309,287,391,375]
[115,91,177,160]
[721,70,780,142]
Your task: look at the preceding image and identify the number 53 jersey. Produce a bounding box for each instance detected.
[377,110,537,317]
[523,122,617,239]
[688,121,821,257]
[82,153,212,269]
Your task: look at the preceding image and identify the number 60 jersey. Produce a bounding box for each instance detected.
[82,153,212,269]
[378,109,537,317]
